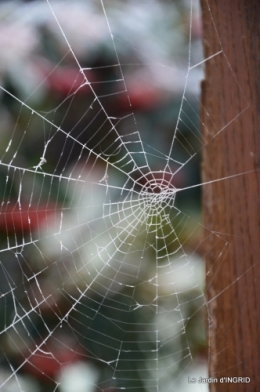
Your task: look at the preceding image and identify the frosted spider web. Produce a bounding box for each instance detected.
[0,0,254,391]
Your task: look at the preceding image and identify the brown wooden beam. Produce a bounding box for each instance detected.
[200,0,260,390]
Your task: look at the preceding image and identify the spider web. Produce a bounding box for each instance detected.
[0,0,253,391]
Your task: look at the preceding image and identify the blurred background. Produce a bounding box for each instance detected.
[0,0,207,391]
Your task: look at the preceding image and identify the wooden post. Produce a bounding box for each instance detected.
[200,1,260,390]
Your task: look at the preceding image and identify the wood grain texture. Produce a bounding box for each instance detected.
[200,1,260,390]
